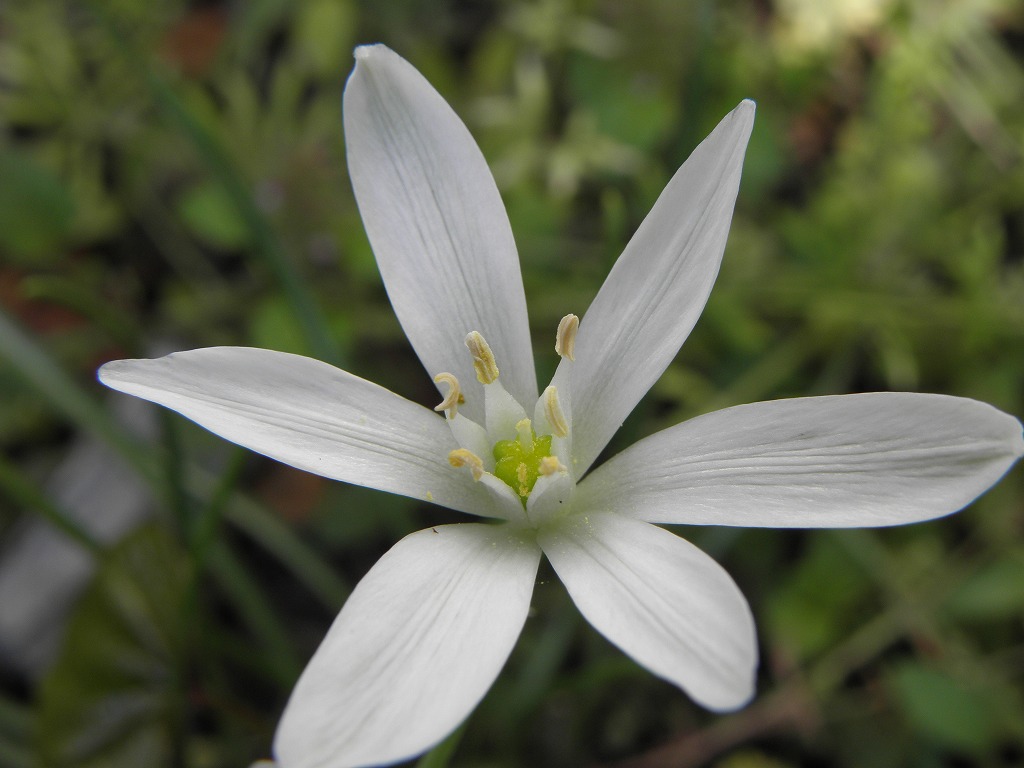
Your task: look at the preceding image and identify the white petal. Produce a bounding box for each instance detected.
[527,470,574,523]
[98,347,503,518]
[477,471,532,523]
[344,45,536,422]
[579,393,1024,527]
[533,386,574,476]
[552,101,755,473]
[274,523,541,768]
[539,513,756,711]
[484,379,528,443]
[446,413,490,466]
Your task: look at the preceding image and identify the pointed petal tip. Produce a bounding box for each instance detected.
[540,514,759,716]
[585,393,1023,529]
[353,43,388,61]
[96,358,117,382]
[348,45,399,92]
[729,98,756,136]
[974,400,1024,459]
[552,93,756,470]
[711,99,754,126]
[699,673,757,714]
[97,352,186,390]
[96,357,138,387]
[690,631,758,714]
[342,41,538,414]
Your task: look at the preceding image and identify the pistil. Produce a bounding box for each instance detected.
[493,424,553,504]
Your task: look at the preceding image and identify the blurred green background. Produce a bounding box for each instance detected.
[1,0,1023,766]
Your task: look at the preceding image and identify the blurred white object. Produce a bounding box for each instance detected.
[0,395,155,677]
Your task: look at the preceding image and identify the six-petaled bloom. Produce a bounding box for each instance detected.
[99,44,1024,768]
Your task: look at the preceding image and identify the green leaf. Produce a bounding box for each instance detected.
[763,535,869,658]
[248,296,309,356]
[0,695,32,768]
[566,53,676,151]
[887,662,1000,754]
[0,149,74,260]
[942,549,1024,622]
[715,751,798,768]
[292,0,355,77]
[34,526,190,768]
[176,180,250,250]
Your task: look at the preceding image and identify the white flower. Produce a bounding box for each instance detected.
[98,44,1024,768]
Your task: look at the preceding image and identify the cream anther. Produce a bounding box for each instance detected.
[538,455,567,476]
[448,449,484,481]
[555,314,579,361]
[543,386,569,438]
[465,331,499,384]
[433,372,461,419]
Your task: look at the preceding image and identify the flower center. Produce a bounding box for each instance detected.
[435,315,578,514]
[493,419,553,501]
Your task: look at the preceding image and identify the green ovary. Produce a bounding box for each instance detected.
[493,429,553,503]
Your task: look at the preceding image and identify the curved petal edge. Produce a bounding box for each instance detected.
[554,100,755,473]
[579,392,1024,528]
[539,513,757,711]
[274,523,541,768]
[344,44,536,421]
[98,347,500,518]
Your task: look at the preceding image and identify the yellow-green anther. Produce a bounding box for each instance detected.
[448,448,484,481]
[543,386,569,438]
[465,331,499,384]
[433,372,461,419]
[555,314,579,361]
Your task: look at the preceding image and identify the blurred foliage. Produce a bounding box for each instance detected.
[35,526,190,768]
[1,0,1023,767]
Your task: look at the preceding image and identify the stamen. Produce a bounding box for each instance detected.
[448,449,484,481]
[538,455,567,476]
[465,331,499,384]
[555,314,579,361]
[433,372,461,419]
[515,418,533,451]
[516,462,529,495]
[543,386,569,438]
